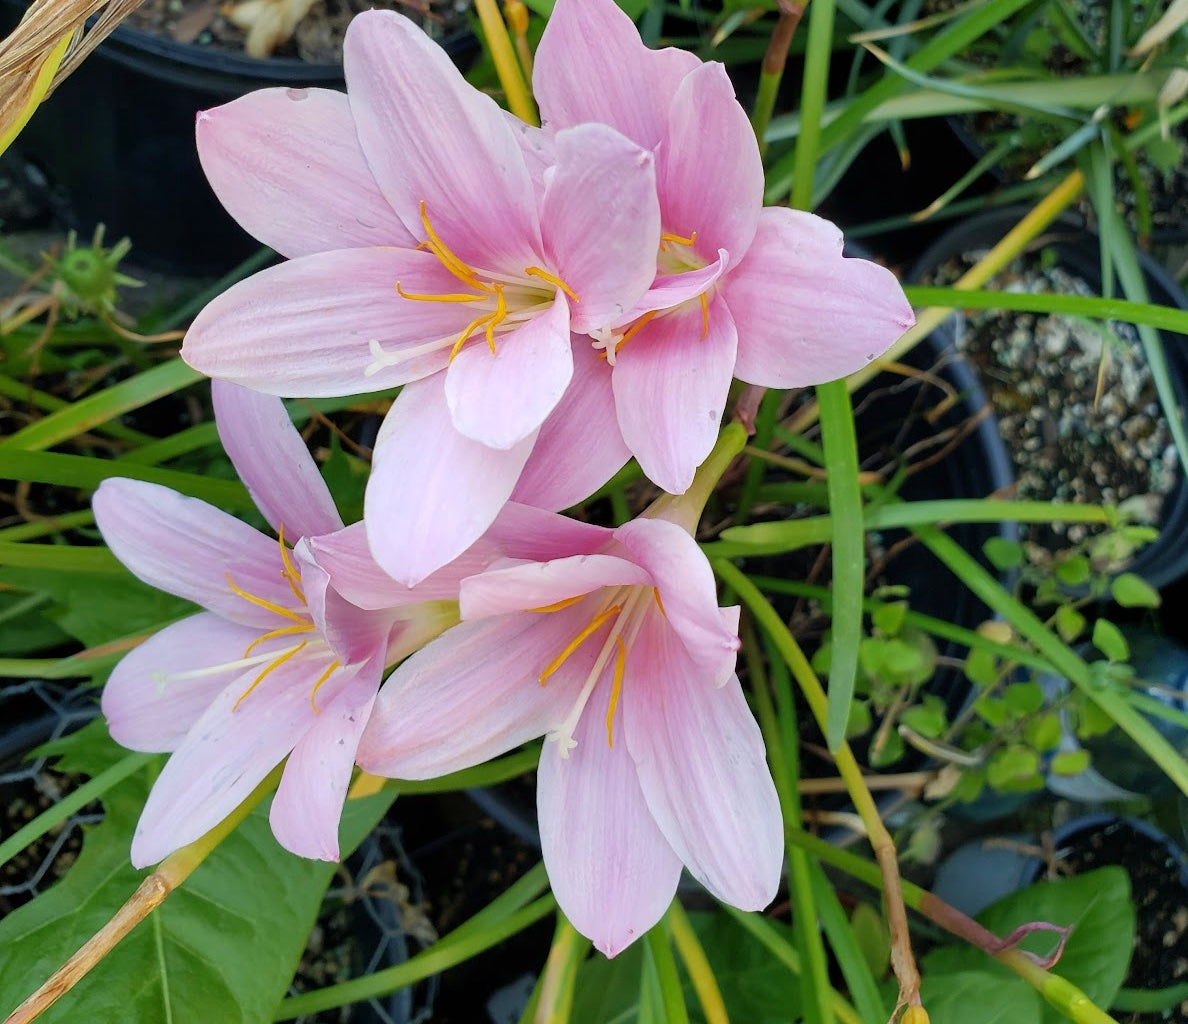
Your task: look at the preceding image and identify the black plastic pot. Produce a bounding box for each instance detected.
[910,206,1188,590]
[3,7,476,274]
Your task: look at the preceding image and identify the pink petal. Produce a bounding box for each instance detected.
[613,519,740,688]
[294,542,396,665]
[93,478,298,628]
[727,207,916,388]
[511,345,630,511]
[541,123,660,334]
[660,63,762,270]
[538,688,682,957]
[460,554,648,619]
[129,646,348,867]
[183,247,477,397]
[365,376,536,586]
[270,658,381,861]
[611,300,738,494]
[102,613,260,753]
[506,112,555,189]
[196,87,416,259]
[344,10,542,272]
[620,254,728,323]
[357,613,581,778]
[444,295,573,449]
[212,381,342,540]
[624,624,783,909]
[534,0,699,149]
[487,503,612,561]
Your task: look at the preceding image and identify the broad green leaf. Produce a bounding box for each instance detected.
[965,647,1000,688]
[920,968,1043,1024]
[986,746,1041,790]
[871,601,908,638]
[1056,556,1091,587]
[1002,682,1044,716]
[1110,574,1161,609]
[984,537,1025,570]
[1092,619,1130,662]
[1054,604,1086,643]
[0,725,392,1023]
[1050,750,1092,776]
[0,591,69,655]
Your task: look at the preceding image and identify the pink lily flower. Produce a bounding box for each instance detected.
[94,381,460,867]
[181,9,660,584]
[533,0,917,494]
[355,509,783,956]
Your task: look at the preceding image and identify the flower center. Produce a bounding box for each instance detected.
[365,202,579,376]
[530,584,666,755]
[589,228,710,366]
[153,526,342,715]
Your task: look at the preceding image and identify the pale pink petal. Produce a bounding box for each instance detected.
[511,345,630,511]
[93,478,297,627]
[182,247,477,397]
[611,300,738,494]
[613,519,740,688]
[487,503,612,560]
[345,10,542,271]
[212,381,342,540]
[130,647,348,867]
[460,555,648,619]
[659,63,762,269]
[102,613,260,753]
[270,658,381,861]
[727,207,915,388]
[357,613,583,778]
[444,295,572,449]
[196,87,415,259]
[534,0,699,148]
[625,624,782,909]
[506,112,555,189]
[538,689,682,957]
[294,542,396,664]
[622,254,728,325]
[365,377,536,586]
[541,123,660,334]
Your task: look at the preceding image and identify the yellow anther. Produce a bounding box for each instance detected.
[605,636,627,747]
[277,525,306,605]
[540,605,622,684]
[449,309,498,363]
[699,292,709,340]
[485,283,508,354]
[528,594,587,613]
[232,641,308,711]
[242,622,315,658]
[652,587,667,618]
[396,282,485,303]
[660,229,698,247]
[417,200,490,291]
[524,266,580,303]
[309,659,342,713]
[616,310,657,352]
[226,573,307,624]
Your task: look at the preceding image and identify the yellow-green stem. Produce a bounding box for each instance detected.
[474,0,537,126]
[646,422,747,533]
[667,902,730,1024]
[534,914,587,1024]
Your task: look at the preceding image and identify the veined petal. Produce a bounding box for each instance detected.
[345,10,542,271]
[102,613,260,753]
[357,613,580,778]
[538,690,682,958]
[617,253,727,325]
[511,345,631,512]
[506,112,555,190]
[196,87,416,259]
[660,63,762,269]
[625,625,783,910]
[295,542,396,665]
[365,376,536,586]
[487,503,612,561]
[93,478,296,628]
[212,381,342,540]
[541,123,660,335]
[444,294,572,449]
[183,247,477,397]
[727,207,915,388]
[612,300,738,494]
[270,658,381,861]
[534,0,699,148]
[460,554,649,619]
[130,646,349,867]
[613,518,740,688]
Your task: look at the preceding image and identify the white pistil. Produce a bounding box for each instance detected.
[149,642,311,696]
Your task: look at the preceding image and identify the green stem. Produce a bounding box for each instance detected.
[751,1,807,160]
[790,0,834,210]
[645,922,690,1024]
[666,902,730,1024]
[475,0,538,126]
[646,422,747,533]
[530,913,587,1024]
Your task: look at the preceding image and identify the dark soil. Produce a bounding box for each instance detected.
[125,0,473,63]
[1053,820,1188,1023]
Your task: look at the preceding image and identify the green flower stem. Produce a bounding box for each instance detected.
[475,0,538,126]
[751,1,807,161]
[785,831,1119,1024]
[718,560,922,1012]
[5,765,282,1024]
[789,0,833,211]
[645,923,691,1024]
[666,902,730,1024]
[646,422,747,533]
[785,168,1086,437]
[527,914,587,1024]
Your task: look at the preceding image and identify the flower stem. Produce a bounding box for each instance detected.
[751,1,807,161]
[474,0,538,126]
[646,422,747,533]
[666,902,730,1024]
[4,765,282,1024]
[532,914,587,1024]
